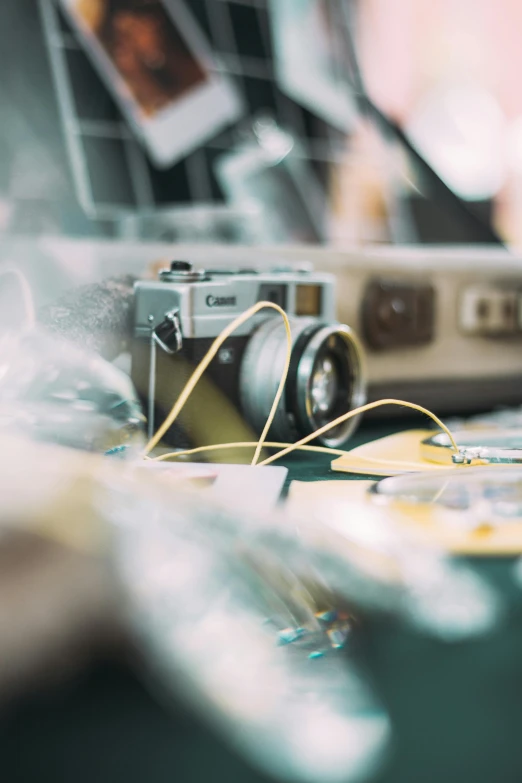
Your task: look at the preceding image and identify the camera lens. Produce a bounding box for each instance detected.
[239,319,366,448]
[312,355,339,415]
[309,336,352,428]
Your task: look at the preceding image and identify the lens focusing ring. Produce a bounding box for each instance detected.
[296,324,366,448]
[239,318,366,448]
[285,323,324,436]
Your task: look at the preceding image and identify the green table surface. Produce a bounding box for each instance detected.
[3,419,522,783]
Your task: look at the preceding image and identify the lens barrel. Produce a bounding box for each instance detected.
[239,317,366,448]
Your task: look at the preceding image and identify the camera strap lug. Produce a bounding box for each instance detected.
[152,310,183,355]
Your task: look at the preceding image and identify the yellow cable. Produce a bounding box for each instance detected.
[147,437,454,471]
[147,402,457,468]
[148,441,349,462]
[143,301,292,460]
[144,299,459,469]
[151,445,438,470]
[257,399,459,467]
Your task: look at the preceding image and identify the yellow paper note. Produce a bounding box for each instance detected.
[331,429,454,476]
[288,475,522,556]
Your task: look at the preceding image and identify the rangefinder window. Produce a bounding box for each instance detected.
[258,283,287,309]
[296,284,322,316]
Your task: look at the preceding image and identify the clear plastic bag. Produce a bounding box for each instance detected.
[0,324,503,783]
[0,328,145,455]
[109,480,390,783]
[107,472,501,783]
[287,498,501,641]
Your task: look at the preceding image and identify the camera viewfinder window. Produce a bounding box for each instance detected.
[295,284,322,316]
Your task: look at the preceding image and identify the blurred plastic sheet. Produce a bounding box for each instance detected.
[111,483,391,783]
[256,499,500,640]
[0,327,145,454]
[0,322,504,783]
[108,471,502,782]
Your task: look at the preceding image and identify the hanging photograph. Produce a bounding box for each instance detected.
[58,0,243,167]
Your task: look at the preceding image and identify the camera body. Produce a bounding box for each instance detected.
[132,261,366,448]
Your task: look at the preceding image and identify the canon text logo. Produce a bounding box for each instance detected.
[206,294,237,307]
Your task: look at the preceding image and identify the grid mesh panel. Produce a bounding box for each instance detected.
[40,0,346,220]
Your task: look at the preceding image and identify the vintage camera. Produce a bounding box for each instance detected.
[131,261,366,448]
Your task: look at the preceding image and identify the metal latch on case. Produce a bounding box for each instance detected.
[362,279,435,350]
[459,285,522,337]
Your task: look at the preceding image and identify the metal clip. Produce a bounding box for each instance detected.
[423,429,522,466]
[147,310,182,441]
[452,446,522,465]
[452,448,488,465]
[152,310,183,355]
